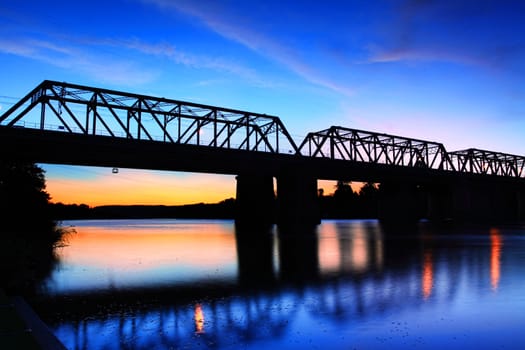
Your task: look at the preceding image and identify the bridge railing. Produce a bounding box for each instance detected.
[297,126,455,171]
[449,148,525,178]
[0,80,300,155]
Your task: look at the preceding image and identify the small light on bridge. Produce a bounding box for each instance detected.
[112,168,119,174]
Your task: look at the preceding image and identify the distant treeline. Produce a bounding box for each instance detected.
[50,181,380,220]
[50,198,236,220]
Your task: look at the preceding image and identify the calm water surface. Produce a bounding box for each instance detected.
[32,219,525,349]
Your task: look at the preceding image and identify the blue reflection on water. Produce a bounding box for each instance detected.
[34,220,525,350]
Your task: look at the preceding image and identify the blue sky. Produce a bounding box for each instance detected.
[1,0,524,204]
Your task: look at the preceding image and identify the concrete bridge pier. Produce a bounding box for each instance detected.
[235,174,275,226]
[425,183,454,223]
[453,180,492,222]
[517,184,525,221]
[426,179,525,224]
[482,181,520,222]
[276,174,320,227]
[378,181,424,224]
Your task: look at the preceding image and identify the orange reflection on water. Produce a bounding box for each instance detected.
[317,223,341,273]
[350,227,369,272]
[374,232,384,269]
[318,222,383,274]
[490,228,503,291]
[422,250,433,300]
[58,223,236,271]
[194,304,205,334]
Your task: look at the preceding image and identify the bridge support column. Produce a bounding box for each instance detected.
[517,184,525,221]
[481,181,523,222]
[425,183,453,223]
[235,175,275,226]
[427,180,525,224]
[277,174,320,227]
[378,182,424,224]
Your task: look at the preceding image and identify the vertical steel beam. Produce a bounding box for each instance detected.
[40,99,45,130]
[90,93,97,135]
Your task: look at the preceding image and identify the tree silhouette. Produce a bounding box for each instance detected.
[334,180,353,198]
[358,182,379,218]
[0,161,64,293]
[331,181,357,217]
[359,182,379,198]
[0,161,54,234]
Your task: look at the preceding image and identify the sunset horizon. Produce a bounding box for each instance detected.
[42,164,364,207]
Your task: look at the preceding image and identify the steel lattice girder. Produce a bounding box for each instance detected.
[3,81,525,179]
[0,80,299,154]
[449,148,525,177]
[298,126,454,170]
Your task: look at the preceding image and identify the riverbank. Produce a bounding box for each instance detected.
[1,289,66,350]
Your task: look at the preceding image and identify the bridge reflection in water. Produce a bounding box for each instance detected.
[28,220,523,350]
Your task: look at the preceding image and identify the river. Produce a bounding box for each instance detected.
[29,219,525,349]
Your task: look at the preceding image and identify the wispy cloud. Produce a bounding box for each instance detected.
[0,36,157,85]
[367,46,484,67]
[0,31,274,88]
[110,38,272,87]
[142,0,357,97]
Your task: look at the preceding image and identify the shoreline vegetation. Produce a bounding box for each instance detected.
[49,199,237,220]
[0,162,69,295]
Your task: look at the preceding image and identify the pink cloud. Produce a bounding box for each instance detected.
[367,45,486,68]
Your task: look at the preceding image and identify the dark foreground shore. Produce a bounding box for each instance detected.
[1,289,66,350]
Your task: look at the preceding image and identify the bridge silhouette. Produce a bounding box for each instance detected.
[1,80,524,224]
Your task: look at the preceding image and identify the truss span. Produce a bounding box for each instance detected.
[449,148,525,178]
[298,126,455,171]
[0,80,299,154]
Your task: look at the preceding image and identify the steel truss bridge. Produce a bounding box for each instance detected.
[1,80,524,180]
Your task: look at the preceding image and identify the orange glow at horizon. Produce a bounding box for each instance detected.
[194,304,205,334]
[45,168,236,206]
[490,228,503,291]
[44,166,368,207]
[422,250,433,300]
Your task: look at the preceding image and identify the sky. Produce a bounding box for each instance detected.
[1,0,524,206]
